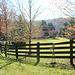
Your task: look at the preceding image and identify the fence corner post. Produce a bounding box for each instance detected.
[70,39,73,65]
[37,42,40,62]
[16,44,18,59]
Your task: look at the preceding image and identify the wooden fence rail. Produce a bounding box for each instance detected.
[0,39,75,65]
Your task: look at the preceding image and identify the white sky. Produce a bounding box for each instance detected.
[36,0,75,20]
[9,0,75,20]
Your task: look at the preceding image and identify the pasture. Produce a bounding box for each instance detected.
[0,37,75,75]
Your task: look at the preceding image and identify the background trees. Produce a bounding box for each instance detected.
[1,0,74,42]
[10,15,29,42]
[50,0,75,39]
[48,23,55,30]
[48,30,59,38]
[60,20,75,39]
[40,20,49,38]
[67,20,75,39]
[61,22,69,37]
[48,23,58,38]
[0,0,16,41]
[39,20,58,39]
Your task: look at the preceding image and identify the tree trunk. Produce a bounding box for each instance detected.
[29,19,31,55]
[29,0,32,55]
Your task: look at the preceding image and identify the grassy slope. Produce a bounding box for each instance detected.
[0,37,75,75]
[31,37,69,43]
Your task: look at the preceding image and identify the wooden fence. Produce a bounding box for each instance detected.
[0,39,75,65]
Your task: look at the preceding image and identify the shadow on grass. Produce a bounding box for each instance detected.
[0,54,75,70]
[72,64,75,69]
[0,53,16,69]
[34,61,39,66]
[0,62,13,69]
[18,58,75,70]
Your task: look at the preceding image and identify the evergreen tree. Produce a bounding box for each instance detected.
[40,20,49,38]
[48,23,55,30]
[41,20,49,31]
[62,22,69,37]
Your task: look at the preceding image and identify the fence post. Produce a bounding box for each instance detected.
[70,39,73,65]
[5,43,7,57]
[1,44,2,53]
[0,42,2,53]
[37,42,40,62]
[16,44,18,59]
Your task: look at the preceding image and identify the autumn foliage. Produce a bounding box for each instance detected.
[48,30,59,38]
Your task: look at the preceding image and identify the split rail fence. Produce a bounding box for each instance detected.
[0,39,75,65]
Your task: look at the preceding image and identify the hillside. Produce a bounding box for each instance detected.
[34,17,72,32]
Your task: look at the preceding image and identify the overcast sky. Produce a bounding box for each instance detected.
[37,0,75,20]
[9,0,75,20]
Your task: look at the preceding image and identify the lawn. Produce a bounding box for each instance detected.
[0,37,75,75]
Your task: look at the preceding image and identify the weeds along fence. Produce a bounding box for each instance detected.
[0,39,75,65]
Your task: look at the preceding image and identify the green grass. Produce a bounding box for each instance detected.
[0,53,75,75]
[0,37,75,75]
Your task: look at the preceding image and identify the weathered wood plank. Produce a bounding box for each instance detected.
[39,56,70,58]
[7,53,16,56]
[18,48,37,50]
[40,47,70,50]
[18,55,37,57]
[39,51,71,54]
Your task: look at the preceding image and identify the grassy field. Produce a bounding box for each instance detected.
[31,37,69,43]
[0,37,75,75]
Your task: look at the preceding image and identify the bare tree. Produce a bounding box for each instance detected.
[10,0,47,54]
[53,0,75,19]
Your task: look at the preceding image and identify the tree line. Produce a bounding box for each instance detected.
[0,0,75,43]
